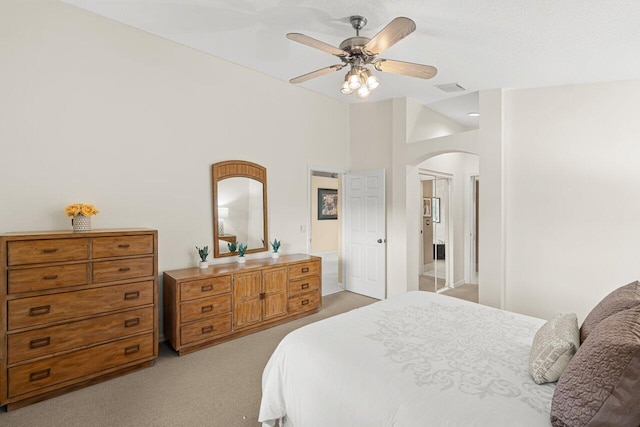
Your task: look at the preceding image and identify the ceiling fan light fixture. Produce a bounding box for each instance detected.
[356,85,371,99]
[340,79,353,95]
[348,70,362,90]
[366,74,379,90]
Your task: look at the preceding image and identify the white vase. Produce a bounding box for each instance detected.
[238,256,246,264]
[199,261,208,269]
[72,214,91,232]
[272,252,279,259]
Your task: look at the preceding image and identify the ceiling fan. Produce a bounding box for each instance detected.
[287,15,437,99]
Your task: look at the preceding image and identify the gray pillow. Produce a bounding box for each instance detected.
[529,313,579,384]
[580,280,640,343]
[550,305,640,427]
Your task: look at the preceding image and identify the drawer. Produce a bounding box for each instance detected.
[180,276,231,302]
[92,235,154,259]
[8,307,153,364]
[288,260,320,281]
[8,238,89,266]
[288,276,320,298]
[288,291,321,315]
[92,257,154,283]
[181,313,232,346]
[8,333,154,398]
[8,263,89,294]
[180,294,231,324]
[8,281,154,330]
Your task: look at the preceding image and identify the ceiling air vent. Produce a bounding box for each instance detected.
[435,83,466,93]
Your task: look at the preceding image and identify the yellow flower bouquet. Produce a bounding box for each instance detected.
[66,203,99,232]
[65,203,99,217]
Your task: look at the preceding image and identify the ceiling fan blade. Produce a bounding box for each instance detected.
[286,33,349,58]
[373,59,437,79]
[363,17,416,56]
[289,64,345,84]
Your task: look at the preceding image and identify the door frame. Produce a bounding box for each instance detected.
[465,174,480,284]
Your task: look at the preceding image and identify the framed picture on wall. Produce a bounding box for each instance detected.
[422,197,431,218]
[318,188,338,220]
[432,197,441,223]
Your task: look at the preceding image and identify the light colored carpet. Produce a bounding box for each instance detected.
[420,279,479,304]
[0,291,376,427]
[441,283,479,303]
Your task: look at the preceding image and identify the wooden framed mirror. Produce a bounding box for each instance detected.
[212,160,268,258]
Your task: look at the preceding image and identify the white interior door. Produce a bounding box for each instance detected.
[344,169,386,299]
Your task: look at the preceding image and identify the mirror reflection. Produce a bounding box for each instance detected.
[217,177,265,254]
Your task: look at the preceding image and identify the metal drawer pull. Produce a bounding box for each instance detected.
[43,274,59,280]
[201,326,214,334]
[29,368,51,382]
[118,244,131,248]
[42,248,58,254]
[29,337,51,349]
[301,299,309,306]
[301,267,309,273]
[124,345,140,355]
[29,305,51,316]
[118,267,131,272]
[301,283,309,289]
[124,291,140,300]
[124,318,140,328]
[201,284,213,292]
[201,305,213,313]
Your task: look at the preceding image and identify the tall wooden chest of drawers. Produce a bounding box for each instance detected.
[0,229,158,409]
[164,254,321,355]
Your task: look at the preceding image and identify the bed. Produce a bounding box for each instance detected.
[259,291,556,427]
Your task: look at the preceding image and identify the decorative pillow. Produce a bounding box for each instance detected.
[550,305,640,427]
[529,313,579,384]
[580,280,640,343]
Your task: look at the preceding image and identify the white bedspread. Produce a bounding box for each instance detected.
[259,291,555,427]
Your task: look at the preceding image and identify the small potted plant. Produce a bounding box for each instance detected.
[196,246,210,269]
[270,238,281,259]
[237,243,248,263]
[227,241,237,254]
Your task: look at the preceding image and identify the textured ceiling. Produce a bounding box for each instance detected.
[62,0,640,127]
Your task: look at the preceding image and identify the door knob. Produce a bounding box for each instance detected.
[377,239,384,243]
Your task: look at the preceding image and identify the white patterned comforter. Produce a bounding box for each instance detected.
[259,291,555,427]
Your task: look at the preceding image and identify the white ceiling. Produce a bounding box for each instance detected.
[62,0,640,128]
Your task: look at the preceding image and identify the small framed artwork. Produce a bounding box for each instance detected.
[432,197,441,223]
[318,188,338,220]
[422,197,431,218]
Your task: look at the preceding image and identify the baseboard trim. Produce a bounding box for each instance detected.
[452,280,465,288]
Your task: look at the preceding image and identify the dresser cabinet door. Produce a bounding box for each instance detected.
[233,272,262,329]
[263,267,288,321]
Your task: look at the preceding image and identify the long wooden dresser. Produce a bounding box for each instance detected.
[164,254,321,355]
[0,229,158,409]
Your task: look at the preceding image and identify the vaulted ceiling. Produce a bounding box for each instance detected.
[62,0,640,127]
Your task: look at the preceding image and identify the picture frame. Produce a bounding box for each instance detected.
[432,197,441,223]
[422,197,431,218]
[318,188,338,220]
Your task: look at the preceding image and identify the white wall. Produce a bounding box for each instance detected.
[0,1,349,334]
[420,153,479,286]
[406,98,468,143]
[503,80,640,322]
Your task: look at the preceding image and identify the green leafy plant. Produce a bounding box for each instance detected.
[227,242,237,253]
[237,243,248,257]
[270,238,281,253]
[195,246,210,262]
